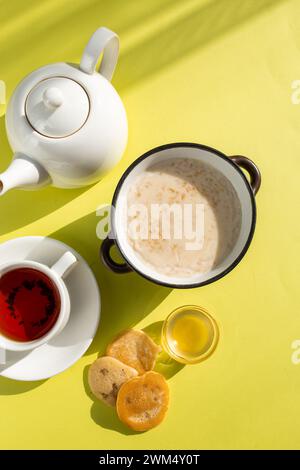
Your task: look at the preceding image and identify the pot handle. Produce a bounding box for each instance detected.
[230,155,261,195]
[80,27,119,81]
[100,237,132,274]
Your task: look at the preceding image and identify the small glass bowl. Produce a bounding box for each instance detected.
[161,305,219,364]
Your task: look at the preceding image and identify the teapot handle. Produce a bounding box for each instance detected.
[80,27,119,81]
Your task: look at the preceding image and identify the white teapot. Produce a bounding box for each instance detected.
[0,27,128,195]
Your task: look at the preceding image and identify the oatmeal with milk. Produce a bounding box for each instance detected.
[126,158,241,278]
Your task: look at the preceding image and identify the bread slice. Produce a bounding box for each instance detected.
[88,356,138,406]
[116,371,169,431]
[106,329,161,375]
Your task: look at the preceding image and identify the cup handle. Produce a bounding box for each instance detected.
[230,155,261,195]
[51,252,78,279]
[100,237,132,274]
[0,348,6,365]
[79,27,119,81]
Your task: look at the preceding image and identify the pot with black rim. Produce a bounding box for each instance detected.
[100,143,261,289]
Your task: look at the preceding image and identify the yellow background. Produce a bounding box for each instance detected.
[0,0,299,450]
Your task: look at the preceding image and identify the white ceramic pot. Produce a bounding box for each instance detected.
[101,143,261,288]
[0,27,128,195]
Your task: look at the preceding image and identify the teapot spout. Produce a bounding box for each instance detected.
[0,153,50,195]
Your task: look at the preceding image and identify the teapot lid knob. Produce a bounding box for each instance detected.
[43,87,64,108]
[25,77,90,138]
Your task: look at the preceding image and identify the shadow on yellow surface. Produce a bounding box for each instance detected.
[0,0,177,87]
[49,212,172,356]
[115,0,287,91]
[0,0,286,90]
[0,115,87,235]
[83,365,138,435]
[143,321,185,380]
[0,376,46,395]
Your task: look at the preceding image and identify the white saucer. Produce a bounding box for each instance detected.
[0,236,100,381]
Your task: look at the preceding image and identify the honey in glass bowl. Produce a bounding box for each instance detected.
[161,305,219,364]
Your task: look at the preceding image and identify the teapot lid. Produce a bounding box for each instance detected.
[25,77,90,138]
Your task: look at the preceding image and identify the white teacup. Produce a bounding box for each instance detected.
[0,251,77,363]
